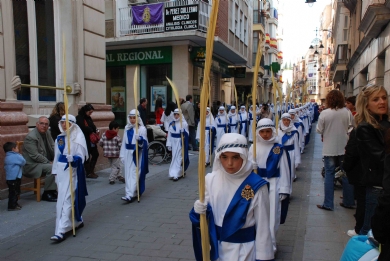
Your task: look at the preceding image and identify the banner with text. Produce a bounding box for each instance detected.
[106,46,172,66]
[164,4,198,32]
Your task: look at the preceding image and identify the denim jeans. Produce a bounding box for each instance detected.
[359,187,383,235]
[342,176,355,207]
[323,155,344,210]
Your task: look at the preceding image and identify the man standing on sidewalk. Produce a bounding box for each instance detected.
[181,95,198,151]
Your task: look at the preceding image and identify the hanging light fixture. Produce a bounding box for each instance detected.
[309,45,314,49]
[319,43,324,49]
[314,50,319,55]
[305,0,316,7]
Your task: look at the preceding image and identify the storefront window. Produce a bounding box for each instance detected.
[140,64,172,121]
[13,1,30,101]
[107,67,126,128]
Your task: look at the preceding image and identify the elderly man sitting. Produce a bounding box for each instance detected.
[22,116,58,202]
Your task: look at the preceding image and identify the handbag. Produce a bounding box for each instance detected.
[85,119,100,144]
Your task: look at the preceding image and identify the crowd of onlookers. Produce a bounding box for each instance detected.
[316,85,390,260]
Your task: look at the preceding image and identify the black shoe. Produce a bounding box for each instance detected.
[173,177,179,182]
[205,162,210,167]
[42,191,57,202]
[8,206,21,211]
[109,181,115,185]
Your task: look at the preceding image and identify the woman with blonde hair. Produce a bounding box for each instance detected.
[354,84,390,235]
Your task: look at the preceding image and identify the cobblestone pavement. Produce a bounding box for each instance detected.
[0,126,354,261]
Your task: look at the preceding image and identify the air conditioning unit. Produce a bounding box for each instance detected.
[128,0,148,5]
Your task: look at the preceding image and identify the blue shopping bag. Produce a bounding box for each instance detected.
[340,235,379,261]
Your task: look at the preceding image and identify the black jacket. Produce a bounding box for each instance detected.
[371,152,390,260]
[356,117,390,187]
[343,128,364,186]
[76,113,97,153]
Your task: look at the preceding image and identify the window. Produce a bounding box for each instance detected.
[343,29,348,42]
[344,15,348,28]
[35,0,56,101]
[13,1,30,101]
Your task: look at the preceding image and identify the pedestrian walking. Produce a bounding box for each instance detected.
[98,121,125,185]
[249,118,290,253]
[181,95,198,151]
[190,133,274,261]
[3,142,26,211]
[316,90,353,211]
[119,109,149,203]
[289,109,305,154]
[50,115,88,242]
[161,101,176,132]
[166,109,189,181]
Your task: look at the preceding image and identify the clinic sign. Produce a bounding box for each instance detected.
[164,4,198,32]
[106,46,172,66]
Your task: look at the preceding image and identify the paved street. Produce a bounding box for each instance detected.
[0,127,354,261]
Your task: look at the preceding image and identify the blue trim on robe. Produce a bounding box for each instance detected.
[189,172,269,261]
[294,122,305,133]
[239,113,248,137]
[205,126,216,154]
[131,136,149,196]
[280,194,290,225]
[58,154,88,222]
[228,116,238,133]
[220,172,268,240]
[169,131,190,170]
[257,144,284,179]
[281,130,298,146]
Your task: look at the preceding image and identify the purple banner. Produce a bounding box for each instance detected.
[132,3,163,25]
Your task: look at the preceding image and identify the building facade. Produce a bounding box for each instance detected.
[0,0,111,195]
[105,0,253,121]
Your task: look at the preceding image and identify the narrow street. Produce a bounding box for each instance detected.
[0,127,354,261]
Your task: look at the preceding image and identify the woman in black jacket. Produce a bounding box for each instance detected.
[49,102,65,141]
[355,84,390,235]
[371,131,390,260]
[76,104,100,179]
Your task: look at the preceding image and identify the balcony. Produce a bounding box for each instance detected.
[119,0,209,36]
[359,0,390,37]
[332,44,348,82]
[253,10,266,34]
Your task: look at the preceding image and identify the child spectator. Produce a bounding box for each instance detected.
[3,142,26,211]
[99,121,125,185]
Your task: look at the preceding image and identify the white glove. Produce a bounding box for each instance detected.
[194,200,207,214]
[252,162,258,170]
[180,129,185,133]
[279,194,288,201]
[167,146,172,151]
[120,157,125,164]
[134,134,140,140]
[66,155,73,163]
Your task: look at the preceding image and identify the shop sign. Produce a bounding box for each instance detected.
[164,4,198,32]
[106,46,172,66]
[190,47,231,77]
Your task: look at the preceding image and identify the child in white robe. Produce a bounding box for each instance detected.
[214,106,228,147]
[227,106,239,134]
[119,109,149,203]
[249,118,290,253]
[191,133,274,261]
[196,107,216,167]
[239,105,249,137]
[278,113,301,185]
[51,115,88,242]
[166,109,189,181]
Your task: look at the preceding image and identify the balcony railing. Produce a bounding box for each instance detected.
[119,0,210,36]
[331,44,348,71]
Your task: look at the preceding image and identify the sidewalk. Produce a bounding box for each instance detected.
[275,124,355,261]
[0,127,355,261]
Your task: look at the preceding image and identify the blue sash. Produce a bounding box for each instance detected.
[294,122,305,133]
[220,172,268,241]
[257,143,284,179]
[189,172,268,261]
[56,137,88,222]
[281,130,298,145]
[125,128,135,150]
[171,133,181,138]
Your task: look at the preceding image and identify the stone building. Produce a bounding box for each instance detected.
[0,0,112,195]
